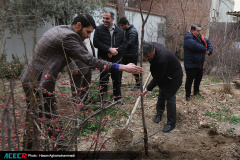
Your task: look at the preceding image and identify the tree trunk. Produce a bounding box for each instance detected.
[116,0,125,26]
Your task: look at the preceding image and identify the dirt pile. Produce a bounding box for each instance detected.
[134,130,240,159]
[112,128,134,147]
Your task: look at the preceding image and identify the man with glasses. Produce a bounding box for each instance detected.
[184,24,213,101]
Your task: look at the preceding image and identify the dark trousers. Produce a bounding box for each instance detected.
[99,69,122,101]
[122,56,140,85]
[22,84,61,150]
[69,69,91,104]
[185,68,203,98]
[156,87,176,126]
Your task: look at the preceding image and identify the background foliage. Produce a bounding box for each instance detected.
[1,0,107,34]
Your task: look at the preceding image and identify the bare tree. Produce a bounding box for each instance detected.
[205,22,240,93]
[139,0,154,156]
[116,0,125,23]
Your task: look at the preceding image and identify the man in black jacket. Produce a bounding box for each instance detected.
[142,42,183,133]
[94,10,127,102]
[118,17,140,91]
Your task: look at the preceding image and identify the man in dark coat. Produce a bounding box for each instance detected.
[184,24,213,101]
[142,42,183,133]
[20,13,142,150]
[93,10,127,102]
[118,17,140,91]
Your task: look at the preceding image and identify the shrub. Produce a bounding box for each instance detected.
[0,53,24,79]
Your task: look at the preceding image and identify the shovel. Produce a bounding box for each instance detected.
[112,73,151,146]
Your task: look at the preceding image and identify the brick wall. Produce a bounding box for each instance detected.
[129,0,212,57]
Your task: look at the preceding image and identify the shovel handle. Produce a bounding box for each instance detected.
[124,72,152,128]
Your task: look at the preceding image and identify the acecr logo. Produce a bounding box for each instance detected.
[4,153,27,159]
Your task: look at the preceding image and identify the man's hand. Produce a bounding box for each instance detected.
[142,90,148,96]
[109,48,118,56]
[206,51,211,55]
[108,53,113,58]
[119,63,143,74]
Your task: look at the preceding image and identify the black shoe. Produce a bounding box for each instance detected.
[162,124,175,133]
[153,115,162,123]
[131,85,140,91]
[194,92,202,96]
[186,97,190,101]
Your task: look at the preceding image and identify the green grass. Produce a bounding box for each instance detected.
[210,77,221,83]
[87,81,114,104]
[78,107,127,136]
[201,76,221,86]
[225,116,240,125]
[206,107,240,125]
[209,122,218,129]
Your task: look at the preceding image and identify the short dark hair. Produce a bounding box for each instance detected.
[103,10,115,18]
[118,17,129,25]
[143,42,154,55]
[72,13,96,29]
[191,23,201,31]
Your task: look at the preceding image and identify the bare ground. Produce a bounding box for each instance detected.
[79,61,240,159]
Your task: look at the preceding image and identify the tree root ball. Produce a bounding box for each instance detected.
[112,128,134,147]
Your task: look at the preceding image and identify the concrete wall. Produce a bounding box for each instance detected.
[210,0,235,22]
[1,23,53,62]
[124,9,166,44]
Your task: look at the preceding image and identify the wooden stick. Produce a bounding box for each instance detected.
[124,72,151,128]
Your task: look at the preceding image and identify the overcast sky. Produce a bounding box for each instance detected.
[234,0,240,11]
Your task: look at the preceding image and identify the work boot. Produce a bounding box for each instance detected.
[153,114,162,123]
